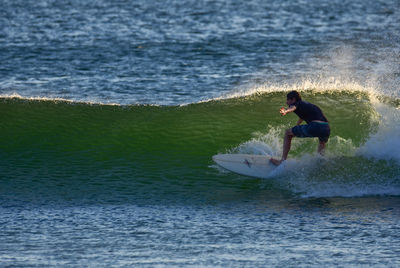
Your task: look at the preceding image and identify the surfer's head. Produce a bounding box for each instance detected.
[286,90,302,103]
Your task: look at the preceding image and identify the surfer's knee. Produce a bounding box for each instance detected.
[285,128,294,138]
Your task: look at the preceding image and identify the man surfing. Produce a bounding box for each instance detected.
[270,90,330,166]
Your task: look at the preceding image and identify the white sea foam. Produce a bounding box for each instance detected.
[232,127,284,157]
[254,152,400,198]
[357,102,400,164]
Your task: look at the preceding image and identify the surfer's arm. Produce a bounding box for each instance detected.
[280,105,296,116]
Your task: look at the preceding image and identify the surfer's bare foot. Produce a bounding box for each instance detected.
[270,158,282,166]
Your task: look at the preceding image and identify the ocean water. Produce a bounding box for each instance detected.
[1,0,399,266]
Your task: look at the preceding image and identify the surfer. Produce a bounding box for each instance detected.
[270,90,330,166]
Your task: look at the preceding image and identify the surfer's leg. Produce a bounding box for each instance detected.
[318,141,326,155]
[317,125,330,155]
[282,128,294,160]
[270,128,294,166]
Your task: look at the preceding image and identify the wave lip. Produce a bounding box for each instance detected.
[0,93,122,106]
[207,78,381,103]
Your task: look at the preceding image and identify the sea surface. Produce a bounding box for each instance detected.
[1,0,399,266]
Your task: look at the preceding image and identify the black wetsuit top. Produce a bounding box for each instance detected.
[291,100,328,124]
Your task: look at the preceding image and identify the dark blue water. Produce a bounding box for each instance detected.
[1,0,399,104]
[1,0,399,266]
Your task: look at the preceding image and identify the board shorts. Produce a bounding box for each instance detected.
[292,121,330,142]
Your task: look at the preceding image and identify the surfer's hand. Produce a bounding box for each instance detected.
[280,107,287,116]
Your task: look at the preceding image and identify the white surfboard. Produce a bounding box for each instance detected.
[212,154,280,179]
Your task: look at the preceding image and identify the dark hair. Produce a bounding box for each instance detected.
[286,90,302,101]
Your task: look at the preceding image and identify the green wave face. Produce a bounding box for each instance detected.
[0,91,398,203]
